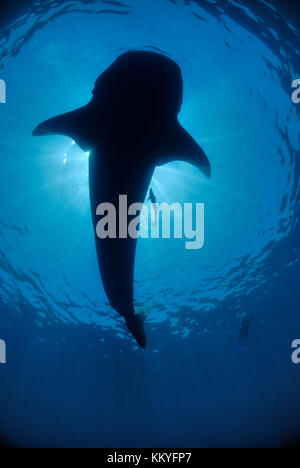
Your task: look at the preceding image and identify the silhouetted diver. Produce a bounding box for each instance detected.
[33,51,211,348]
[148,188,157,204]
[148,188,158,226]
[238,313,251,349]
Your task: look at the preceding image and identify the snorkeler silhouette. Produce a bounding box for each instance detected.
[238,313,252,349]
[148,188,157,204]
[33,51,210,348]
[148,188,158,226]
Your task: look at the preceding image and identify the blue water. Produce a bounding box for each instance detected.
[0,0,299,448]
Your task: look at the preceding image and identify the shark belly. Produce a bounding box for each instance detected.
[32,51,211,348]
[89,151,154,322]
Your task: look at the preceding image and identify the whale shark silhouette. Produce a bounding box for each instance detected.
[33,51,210,348]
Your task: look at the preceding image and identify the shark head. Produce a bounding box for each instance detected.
[92,51,183,119]
[33,51,183,149]
[33,51,210,176]
[33,51,211,348]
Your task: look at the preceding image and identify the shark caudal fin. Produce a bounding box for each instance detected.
[157,120,211,178]
[126,314,146,349]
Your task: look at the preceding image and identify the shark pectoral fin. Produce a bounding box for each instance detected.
[32,105,94,151]
[157,121,211,178]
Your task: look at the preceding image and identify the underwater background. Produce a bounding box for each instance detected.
[0,0,299,448]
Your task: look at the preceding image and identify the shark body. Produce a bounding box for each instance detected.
[33,51,210,348]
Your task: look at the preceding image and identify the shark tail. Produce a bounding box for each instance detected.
[126,314,146,349]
